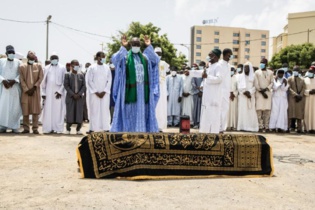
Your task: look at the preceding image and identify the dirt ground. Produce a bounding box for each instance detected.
[0,123,314,210]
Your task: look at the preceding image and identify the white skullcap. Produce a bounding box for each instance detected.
[154,47,162,53]
[51,52,58,56]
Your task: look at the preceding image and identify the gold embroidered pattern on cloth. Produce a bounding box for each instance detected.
[86,133,262,178]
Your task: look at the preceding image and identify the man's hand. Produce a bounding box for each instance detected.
[144,35,151,46]
[244,91,251,99]
[197,92,203,98]
[73,94,80,100]
[282,78,287,86]
[182,92,190,97]
[275,76,278,82]
[262,92,268,99]
[230,92,235,101]
[310,89,315,95]
[26,86,36,96]
[202,72,207,78]
[42,96,46,100]
[55,92,61,99]
[121,35,128,47]
[8,80,16,87]
[99,91,106,98]
[2,80,10,89]
[178,97,182,103]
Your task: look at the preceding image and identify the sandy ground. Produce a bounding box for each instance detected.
[0,123,314,210]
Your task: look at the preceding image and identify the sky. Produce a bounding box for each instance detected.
[0,0,314,66]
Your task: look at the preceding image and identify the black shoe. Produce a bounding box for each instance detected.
[21,130,30,134]
[86,130,94,134]
[174,124,179,127]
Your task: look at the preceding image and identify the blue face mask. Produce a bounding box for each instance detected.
[231,71,234,76]
[260,63,265,69]
[8,53,15,60]
[51,59,58,65]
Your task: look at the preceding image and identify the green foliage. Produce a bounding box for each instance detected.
[106,22,187,68]
[270,43,315,69]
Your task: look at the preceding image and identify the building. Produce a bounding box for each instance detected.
[190,25,269,67]
[272,11,315,56]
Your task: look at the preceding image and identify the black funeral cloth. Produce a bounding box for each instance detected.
[76,133,273,179]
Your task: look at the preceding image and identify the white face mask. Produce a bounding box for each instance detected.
[73,66,80,71]
[8,53,15,60]
[158,56,161,59]
[100,58,106,64]
[237,68,242,73]
[199,66,204,70]
[231,71,234,76]
[28,60,35,65]
[283,67,288,72]
[110,63,115,69]
[171,71,177,76]
[293,71,299,77]
[206,56,210,62]
[229,55,234,60]
[132,47,140,54]
[51,59,58,65]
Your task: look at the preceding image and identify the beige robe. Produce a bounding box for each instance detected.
[19,63,43,115]
[254,69,274,110]
[304,77,315,131]
[288,76,306,119]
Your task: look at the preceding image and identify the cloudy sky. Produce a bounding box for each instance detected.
[0,0,314,65]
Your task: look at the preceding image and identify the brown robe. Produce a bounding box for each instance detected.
[19,63,44,115]
[288,76,306,119]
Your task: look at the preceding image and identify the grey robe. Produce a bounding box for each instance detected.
[64,73,86,123]
[167,75,183,116]
[191,77,203,125]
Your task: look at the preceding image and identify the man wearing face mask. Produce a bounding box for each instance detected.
[281,63,291,79]
[288,66,306,133]
[166,66,183,127]
[64,60,86,135]
[254,58,274,132]
[227,66,238,131]
[41,52,66,134]
[218,48,233,133]
[86,52,112,133]
[0,45,22,133]
[191,61,205,129]
[154,47,169,132]
[269,69,290,132]
[304,66,315,133]
[110,35,160,132]
[19,51,43,134]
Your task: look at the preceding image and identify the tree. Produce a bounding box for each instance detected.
[106,22,187,68]
[270,43,315,69]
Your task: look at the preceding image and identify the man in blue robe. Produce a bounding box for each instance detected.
[110,35,160,132]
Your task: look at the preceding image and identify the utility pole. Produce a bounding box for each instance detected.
[46,15,52,60]
[100,42,104,51]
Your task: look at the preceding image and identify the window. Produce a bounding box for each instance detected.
[196,30,202,34]
[214,46,219,49]
[245,33,250,37]
[261,56,265,59]
[261,41,266,46]
[214,31,220,35]
[214,38,219,43]
[234,55,238,59]
[233,40,239,44]
[233,62,238,66]
[196,37,202,42]
[233,48,239,52]
[196,45,201,49]
[196,52,201,56]
[245,40,250,45]
[261,34,266,38]
[245,48,250,53]
[196,60,201,63]
[245,55,250,60]
[233,33,240,37]
[261,49,266,53]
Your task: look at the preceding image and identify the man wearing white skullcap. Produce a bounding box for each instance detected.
[155,47,169,131]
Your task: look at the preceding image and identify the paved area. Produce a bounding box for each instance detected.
[0,124,314,209]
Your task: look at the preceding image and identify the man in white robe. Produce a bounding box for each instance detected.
[304,66,315,133]
[227,66,238,130]
[197,49,224,134]
[181,69,194,125]
[237,62,258,132]
[254,58,274,132]
[0,45,22,133]
[167,68,183,127]
[269,69,289,132]
[41,53,66,134]
[155,47,169,131]
[87,51,112,133]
